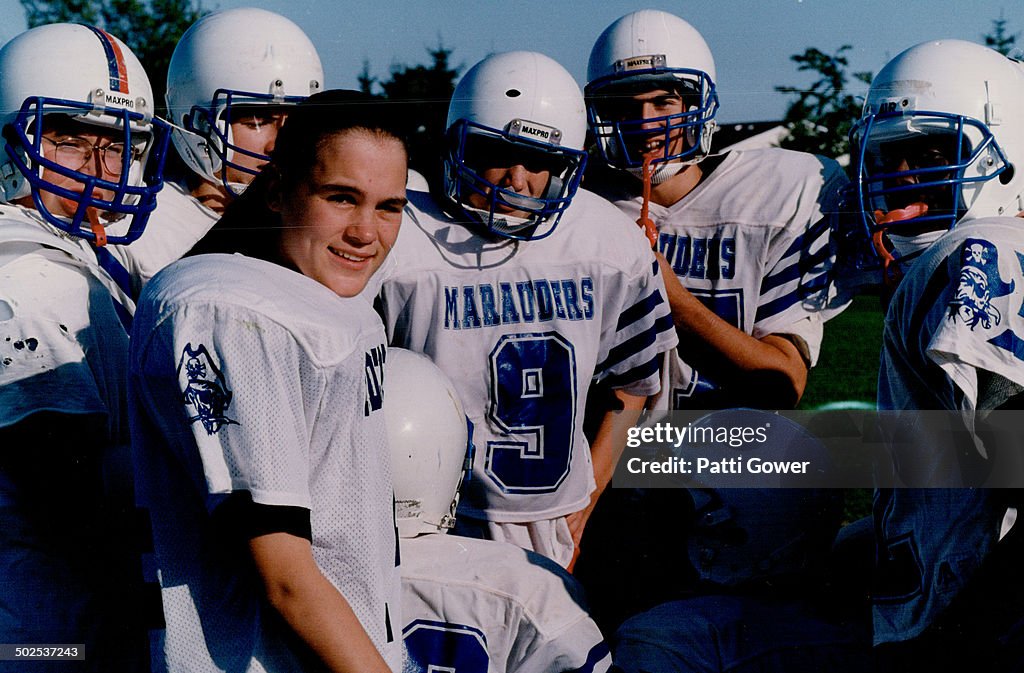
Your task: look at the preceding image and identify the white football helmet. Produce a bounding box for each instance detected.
[444,51,588,240]
[165,8,324,194]
[0,23,169,244]
[850,39,1024,257]
[586,9,719,170]
[384,348,473,539]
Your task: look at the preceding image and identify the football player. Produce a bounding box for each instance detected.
[0,23,170,672]
[386,348,612,673]
[849,40,1024,671]
[584,9,847,411]
[122,7,323,294]
[130,90,406,673]
[378,51,677,568]
[576,8,849,629]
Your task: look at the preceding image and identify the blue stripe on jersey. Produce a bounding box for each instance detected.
[779,215,831,260]
[800,274,830,295]
[755,278,831,323]
[569,641,611,673]
[760,261,801,294]
[616,289,666,332]
[92,244,133,298]
[760,244,832,294]
[601,353,660,388]
[754,290,801,324]
[92,245,134,330]
[597,313,674,375]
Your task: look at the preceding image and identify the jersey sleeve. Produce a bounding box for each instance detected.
[594,252,679,397]
[0,250,117,427]
[510,551,611,673]
[752,157,847,364]
[134,302,318,511]
[514,620,611,673]
[927,235,1024,407]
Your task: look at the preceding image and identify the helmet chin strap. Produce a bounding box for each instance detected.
[871,202,933,288]
[887,229,944,259]
[462,203,532,231]
[88,208,107,247]
[636,156,659,248]
[627,158,685,184]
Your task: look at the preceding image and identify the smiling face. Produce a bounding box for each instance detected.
[593,83,699,166]
[621,88,689,163]
[273,129,407,297]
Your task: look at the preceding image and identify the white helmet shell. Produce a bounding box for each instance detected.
[0,23,167,243]
[443,51,588,239]
[851,39,1024,240]
[384,348,471,539]
[586,9,719,168]
[587,9,716,89]
[447,50,587,152]
[165,7,324,188]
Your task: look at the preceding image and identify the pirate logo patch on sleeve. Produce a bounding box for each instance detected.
[947,239,1015,330]
[177,342,239,435]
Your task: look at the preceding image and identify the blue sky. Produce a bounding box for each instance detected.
[0,1,1017,122]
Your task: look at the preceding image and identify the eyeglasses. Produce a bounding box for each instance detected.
[41,135,144,176]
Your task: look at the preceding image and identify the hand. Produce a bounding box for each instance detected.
[565,489,601,549]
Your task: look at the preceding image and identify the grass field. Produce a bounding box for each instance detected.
[799,293,887,410]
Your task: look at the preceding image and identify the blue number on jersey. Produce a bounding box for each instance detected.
[486,332,578,494]
[403,619,488,673]
[673,289,744,408]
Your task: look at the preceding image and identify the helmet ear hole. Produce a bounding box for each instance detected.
[999,164,1015,185]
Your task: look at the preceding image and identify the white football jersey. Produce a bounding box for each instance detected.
[874,216,1024,644]
[380,189,678,522]
[0,205,133,429]
[0,205,141,670]
[131,254,402,672]
[880,216,1024,412]
[400,534,611,673]
[112,180,220,295]
[595,148,847,409]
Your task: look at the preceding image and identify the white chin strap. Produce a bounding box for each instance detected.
[227,180,250,195]
[627,160,686,185]
[463,203,533,232]
[887,229,945,260]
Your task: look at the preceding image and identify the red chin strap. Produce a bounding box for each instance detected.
[88,209,107,247]
[871,202,929,288]
[636,155,658,248]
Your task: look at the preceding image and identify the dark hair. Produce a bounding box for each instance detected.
[188,89,408,260]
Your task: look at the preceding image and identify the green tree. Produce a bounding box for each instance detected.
[984,12,1019,56]
[374,43,462,182]
[357,59,377,97]
[19,0,206,116]
[775,45,872,161]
